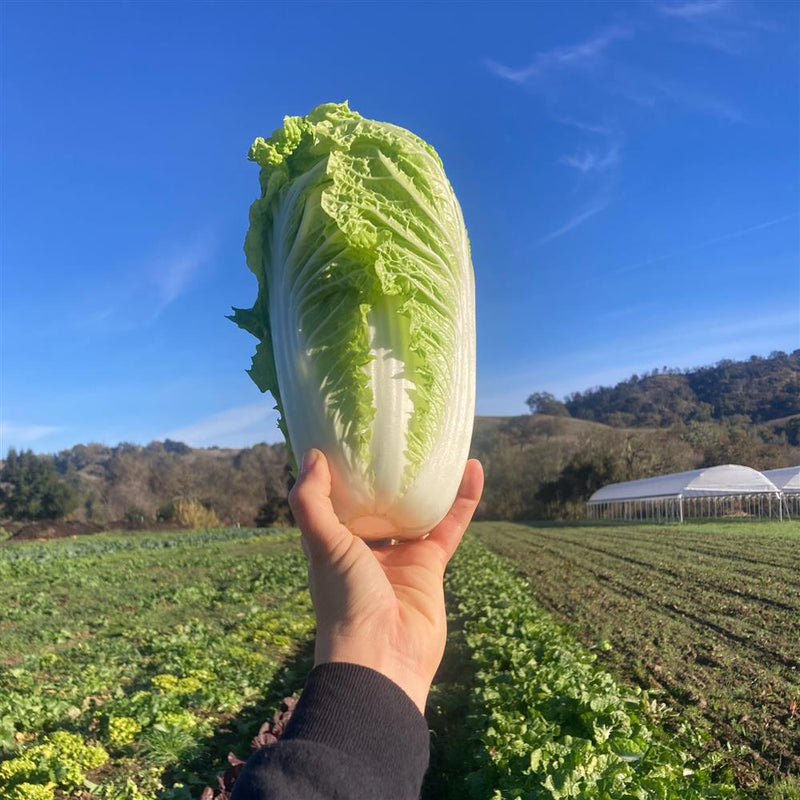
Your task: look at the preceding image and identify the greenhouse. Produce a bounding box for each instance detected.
[763,466,800,517]
[587,464,783,522]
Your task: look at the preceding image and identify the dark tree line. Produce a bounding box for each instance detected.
[470,417,799,522]
[528,351,800,429]
[3,352,798,526]
[3,415,798,526]
[0,449,80,520]
[1,441,291,527]
[507,352,800,519]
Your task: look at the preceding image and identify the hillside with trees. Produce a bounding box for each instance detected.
[519,351,800,517]
[471,412,798,520]
[538,350,799,428]
[0,440,292,536]
[2,352,798,533]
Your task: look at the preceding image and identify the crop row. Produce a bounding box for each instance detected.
[2,523,788,799]
[492,528,798,667]
[0,528,314,800]
[431,537,742,800]
[541,524,800,577]
[0,527,287,571]
[476,522,800,795]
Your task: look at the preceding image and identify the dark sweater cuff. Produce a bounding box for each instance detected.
[283,662,430,785]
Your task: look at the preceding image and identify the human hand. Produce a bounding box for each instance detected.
[288,449,484,713]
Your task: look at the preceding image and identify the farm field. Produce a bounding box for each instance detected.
[0,522,794,799]
[474,520,800,796]
[0,528,316,799]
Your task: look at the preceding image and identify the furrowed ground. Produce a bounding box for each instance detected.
[0,528,316,799]
[1,523,797,799]
[474,520,800,796]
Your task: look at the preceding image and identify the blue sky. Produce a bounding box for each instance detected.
[2,0,798,454]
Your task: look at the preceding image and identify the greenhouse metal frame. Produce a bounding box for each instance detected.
[763,466,800,518]
[586,464,784,522]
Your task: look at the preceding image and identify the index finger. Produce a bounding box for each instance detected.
[424,459,484,568]
[288,449,353,561]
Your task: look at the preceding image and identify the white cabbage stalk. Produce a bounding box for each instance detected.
[232,102,475,540]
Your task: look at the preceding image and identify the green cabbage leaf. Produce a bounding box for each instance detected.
[231,102,475,539]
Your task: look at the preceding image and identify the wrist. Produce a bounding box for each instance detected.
[315,637,433,714]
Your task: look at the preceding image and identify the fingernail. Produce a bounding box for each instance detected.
[301,449,319,474]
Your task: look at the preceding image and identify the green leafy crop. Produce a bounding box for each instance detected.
[443,540,744,799]
[0,731,108,797]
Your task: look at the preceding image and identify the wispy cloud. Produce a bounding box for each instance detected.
[145,236,216,317]
[486,19,745,242]
[657,0,729,20]
[658,79,743,121]
[594,211,800,282]
[485,25,634,84]
[538,25,635,69]
[548,123,621,242]
[149,237,216,310]
[584,310,800,387]
[0,421,63,451]
[560,142,621,173]
[598,301,661,322]
[555,120,625,230]
[162,403,281,448]
[73,235,216,333]
[655,0,777,54]
[486,17,747,120]
[601,60,744,121]
[537,197,610,245]
[553,116,616,137]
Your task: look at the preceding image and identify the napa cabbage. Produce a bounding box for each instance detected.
[231,102,475,540]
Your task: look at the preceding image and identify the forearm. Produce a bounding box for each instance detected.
[231,663,430,800]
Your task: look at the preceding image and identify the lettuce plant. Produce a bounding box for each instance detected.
[233,102,475,540]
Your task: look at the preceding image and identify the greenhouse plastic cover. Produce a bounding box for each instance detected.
[588,464,780,503]
[762,466,800,493]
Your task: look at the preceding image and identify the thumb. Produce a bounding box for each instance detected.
[288,449,352,559]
